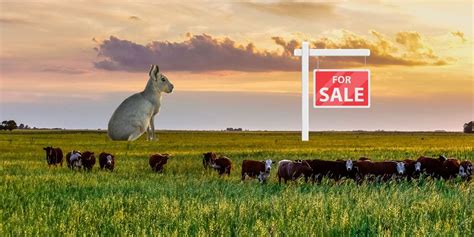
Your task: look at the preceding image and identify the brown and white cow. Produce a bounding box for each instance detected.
[43,146,63,166]
[81,151,96,171]
[202,152,217,169]
[459,160,472,181]
[211,156,232,176]
[354,160,405,182]
[415,155,446,178]
[241,159,275,183]
[439,158,461,180]
[66,150,82,169]
[277,160,313,184]
[401,159,421,180]
[149,153,171,173]
[306,159,355,183]
[99,152,115,171]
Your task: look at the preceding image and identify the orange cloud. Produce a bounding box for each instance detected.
[451,31,467,43]
[94,30,453,72]
[296,30,451,67]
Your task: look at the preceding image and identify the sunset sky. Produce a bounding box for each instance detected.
[0,1,472,131]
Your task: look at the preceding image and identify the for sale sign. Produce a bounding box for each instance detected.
[313,69,370,108]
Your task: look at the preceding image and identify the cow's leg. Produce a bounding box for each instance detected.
[241,172,246,181]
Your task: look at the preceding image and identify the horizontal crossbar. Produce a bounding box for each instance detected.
[294,49,370,57]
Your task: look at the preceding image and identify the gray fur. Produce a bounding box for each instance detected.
[107,65,174,141]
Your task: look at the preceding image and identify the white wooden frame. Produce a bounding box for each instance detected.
[293,42,370,141]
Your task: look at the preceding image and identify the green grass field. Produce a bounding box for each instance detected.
[1,130,473,236]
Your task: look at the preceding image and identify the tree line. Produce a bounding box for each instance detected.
[0,120,33,131]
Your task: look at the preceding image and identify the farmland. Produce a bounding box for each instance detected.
[0,130,473,236]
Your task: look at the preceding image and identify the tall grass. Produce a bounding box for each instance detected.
[0,131,472,236]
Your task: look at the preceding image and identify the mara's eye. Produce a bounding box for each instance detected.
[161,78,166,82]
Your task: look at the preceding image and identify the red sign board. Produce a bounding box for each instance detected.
[314,69,370,108]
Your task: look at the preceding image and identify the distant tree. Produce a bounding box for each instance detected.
[19,123,25,129]
[1,121,6,130]
[24,125,29,129]
[4,120,18,131]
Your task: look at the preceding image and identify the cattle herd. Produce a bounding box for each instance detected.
[43,147,472,184]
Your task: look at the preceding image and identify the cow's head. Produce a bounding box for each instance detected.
[149,64,174,93]
[396,162,406,175]
[263,159,274,173]
[414,162,422,172]
[296,161,313,177]
[73,158,82,168]
[203,152,217,165]
[345,160,353,171]
[459,161,472,178]
[154,156,170,172]
[43,147,53,157]
[106,155,114,165]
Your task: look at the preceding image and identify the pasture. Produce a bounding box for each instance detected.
[0,130,473,236]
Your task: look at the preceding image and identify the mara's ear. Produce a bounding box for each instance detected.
[149,64,159,79]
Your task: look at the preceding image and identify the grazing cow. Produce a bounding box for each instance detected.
[81,151,96,171]
[241,159,275,183]
[66,150,82,169]
[149,153,171,172]
[440,158,460,180]
[306,159,355,183]
[202,152,217,169]
[277,160,313,184]
[401,159,421,180]
[211,156,232,175]
[459,160,472,181]
[416,155,447,178]
[43,146,63,166]
[99,152,115,171]
[354,160,405,182]
[359,157,371,161]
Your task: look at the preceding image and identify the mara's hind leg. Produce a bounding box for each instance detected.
[128,125,146,141]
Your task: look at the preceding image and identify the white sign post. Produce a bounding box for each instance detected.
[294,42,370,141]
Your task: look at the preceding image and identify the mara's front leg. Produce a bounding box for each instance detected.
[150,115,157,141]
[146,126,151,141]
